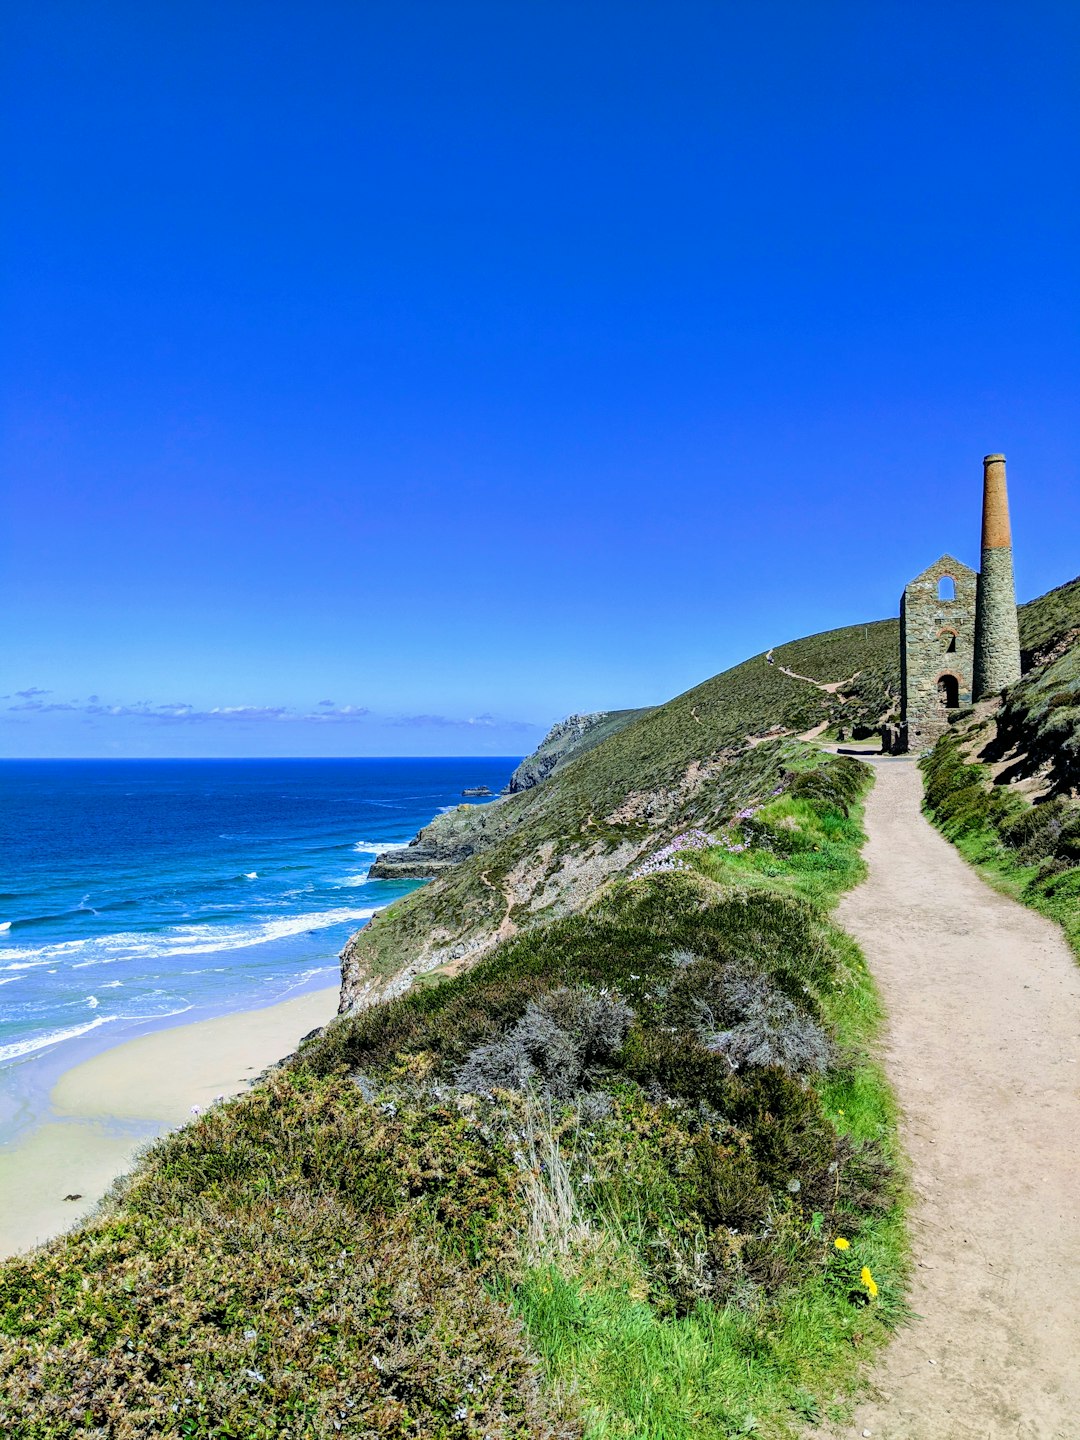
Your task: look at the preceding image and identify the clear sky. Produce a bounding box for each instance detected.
[3,2,1078,758]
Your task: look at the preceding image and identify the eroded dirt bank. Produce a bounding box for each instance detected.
[818,758,1080,1439]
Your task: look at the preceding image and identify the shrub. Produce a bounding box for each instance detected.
[455,987,634,1100]
[0,1087,573,1440]
[663,958,831,1075]
[785,757,868,817]
[999,799,1068,863]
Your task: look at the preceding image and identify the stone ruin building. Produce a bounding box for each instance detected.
[887,454,1022,754]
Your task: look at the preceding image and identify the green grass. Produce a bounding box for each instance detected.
[1017,573,1080,664]
[349,619,904,986]
[921,727,1080,959]
[0,753,906,1438]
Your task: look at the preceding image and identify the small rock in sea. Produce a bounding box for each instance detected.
[62,1193,82,1202]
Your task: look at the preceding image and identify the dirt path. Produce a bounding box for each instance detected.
[820,758,1080,1439]
[765,647,861,695]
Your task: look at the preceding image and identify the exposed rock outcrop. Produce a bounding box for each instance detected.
[368,800,512,880]
[368,707,648,881]
[503,710,647,794]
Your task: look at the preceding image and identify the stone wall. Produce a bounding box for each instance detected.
[900,554,977,752]
[972,454,1022,699]
[973,548,1022,698]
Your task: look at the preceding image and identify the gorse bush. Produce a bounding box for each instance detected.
[0,751,905,1439]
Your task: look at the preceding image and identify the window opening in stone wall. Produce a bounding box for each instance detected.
[940,629,957,653]
[937,674,960,708]
[938,575,956,601]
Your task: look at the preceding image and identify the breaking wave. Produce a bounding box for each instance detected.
[0,908,380,971]
[0,1015,119,1064]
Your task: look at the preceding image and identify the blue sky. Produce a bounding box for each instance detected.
[3,2,1078,757]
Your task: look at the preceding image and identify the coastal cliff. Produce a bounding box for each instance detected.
[503,709,648,793]
[367,708,648,882]
[340,617,901,1012]
[9,576,1080,1437]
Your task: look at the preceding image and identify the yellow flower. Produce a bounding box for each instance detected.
[861,1266,878,1298]
[834,1237,850,1250]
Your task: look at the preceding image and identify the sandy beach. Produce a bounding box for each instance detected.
[0,986,339,1259]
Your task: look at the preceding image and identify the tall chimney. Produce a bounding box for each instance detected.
[972,453,1022,699]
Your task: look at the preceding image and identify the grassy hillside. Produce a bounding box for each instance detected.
[356,581,1080,1005]
[506,709,652,792]
[920,573,1080,957]
[1017,574,1080,665]
[343,619,901,1003]
[1,751,906,1438]
[9,576,1075,1436]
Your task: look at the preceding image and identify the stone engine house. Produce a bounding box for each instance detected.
[899,556,977,750]
[894,454,1021,753]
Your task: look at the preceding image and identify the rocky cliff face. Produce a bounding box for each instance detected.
[503,710,646,793]
[367,798,515,880]
[368,707,648,881]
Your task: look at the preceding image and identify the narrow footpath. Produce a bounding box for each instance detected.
[821,758,1080,1440]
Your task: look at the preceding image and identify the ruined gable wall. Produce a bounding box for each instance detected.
[901,557,977,751]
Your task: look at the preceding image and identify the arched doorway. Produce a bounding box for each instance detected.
[937,674,960,708]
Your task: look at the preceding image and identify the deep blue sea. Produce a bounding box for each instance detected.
[0,759,516,1080]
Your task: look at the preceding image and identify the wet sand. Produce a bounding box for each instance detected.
[0,986,338,1258]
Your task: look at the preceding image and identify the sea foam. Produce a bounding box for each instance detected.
[0,907,380,970]
[0,1015,118,1064]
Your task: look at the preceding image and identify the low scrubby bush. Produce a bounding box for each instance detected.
[455,986,633,1099]
[663,957,831,1075]
[784,756,867,817]
[999,798,1069,863]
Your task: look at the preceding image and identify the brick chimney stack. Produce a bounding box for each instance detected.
[972,453,1022,699]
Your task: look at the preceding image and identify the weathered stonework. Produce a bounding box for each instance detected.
[892,453,1022,754]
[899,555,977,751]
[973,454,1022,699]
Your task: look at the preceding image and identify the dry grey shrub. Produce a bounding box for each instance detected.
[693,963,831,1076]
[455,986,634,1100]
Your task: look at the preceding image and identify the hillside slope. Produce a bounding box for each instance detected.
[917,575,1080,959]
[341,619,900,1008]
[344,582,1080,1011]
[503,709,650,794]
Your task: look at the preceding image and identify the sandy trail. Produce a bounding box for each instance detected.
[819,758,1080,1440]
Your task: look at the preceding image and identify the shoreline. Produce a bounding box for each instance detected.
[0,959,342,1146]
[0,984,339,1259]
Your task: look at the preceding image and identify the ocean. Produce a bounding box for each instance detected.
[0,758,516,1108]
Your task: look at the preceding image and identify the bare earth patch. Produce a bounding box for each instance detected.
[812,759,1080,1439]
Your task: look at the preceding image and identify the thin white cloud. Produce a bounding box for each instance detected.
[391,710,533,732]
[4,693,534,730]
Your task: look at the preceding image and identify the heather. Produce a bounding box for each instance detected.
[0,750,906,1438]
[921,725,1080,957]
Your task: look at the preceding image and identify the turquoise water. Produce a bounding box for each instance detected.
[0,759,515,1075]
